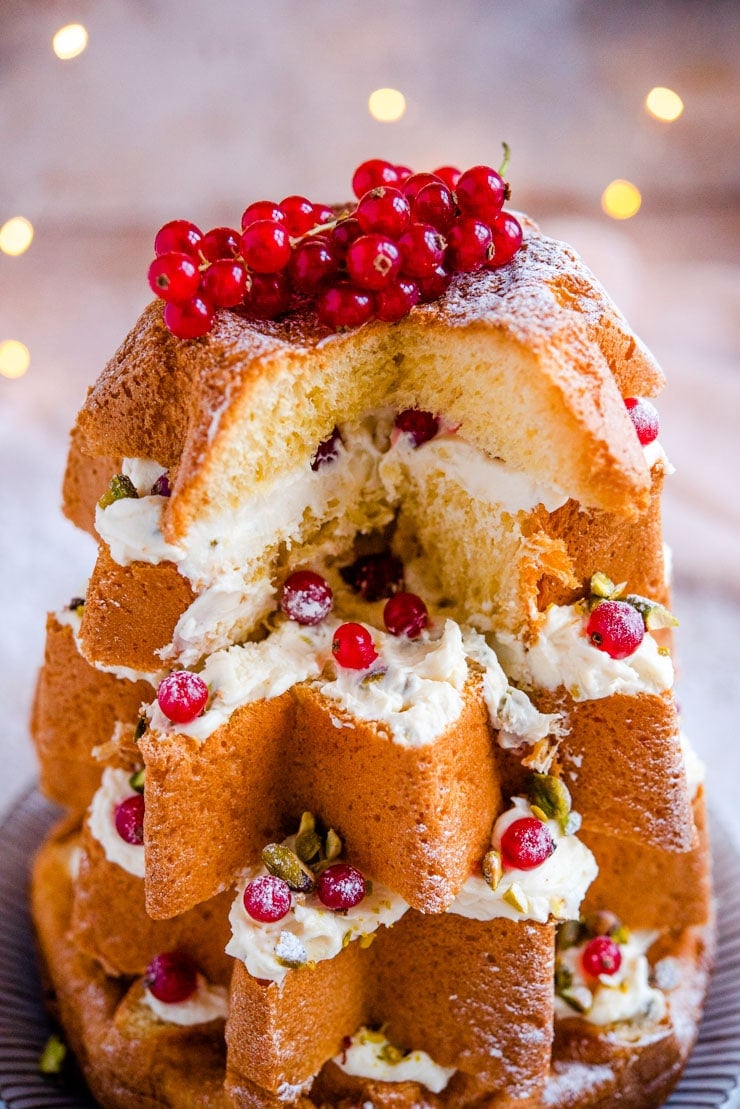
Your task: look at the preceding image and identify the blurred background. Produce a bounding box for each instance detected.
[1,0,738,840]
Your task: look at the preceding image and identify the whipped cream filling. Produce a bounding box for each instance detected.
[643,439,675,475]
[142,975,229,1026]
[494,603,674,702]
[88,767,144,878]
[226,839,408,987]
[449,797,597,924]
[555,931,666,1027]
[679,731,705,800]
[333,1028,455,1094]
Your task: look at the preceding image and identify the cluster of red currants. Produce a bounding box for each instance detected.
[147,158,524,340]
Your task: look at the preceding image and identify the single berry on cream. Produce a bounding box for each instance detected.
[317,863,366,910]
[581,935,623,979]
[150,472,171,497]
[157,671,209,724]
[384,592,429,639]
[332,623,378,670]
[114,794,145,846]
[280,570,333,625]
[624,397,660,446]
[145,952,198,1004]
[395,408,439,447]
[243,875,292,923]
[586,600,645,660]
[500,817,556,871]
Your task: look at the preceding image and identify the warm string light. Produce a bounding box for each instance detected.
[52,23,88,60]
[601,179,642,220]
[0,340,30,380]
[0,217,34,256]
[645,87,684,123]
[368,88,406,123]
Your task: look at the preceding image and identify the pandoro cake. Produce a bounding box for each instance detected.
[29,157,713,1107]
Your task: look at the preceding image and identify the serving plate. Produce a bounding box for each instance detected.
[1,786,739,1108]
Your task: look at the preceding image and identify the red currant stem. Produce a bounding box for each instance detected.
[498,141,511,177]
[292,219,339,245]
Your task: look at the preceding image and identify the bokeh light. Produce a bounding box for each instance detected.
[601,179,642,220]
[0,216,34,256]
[0,340,31,379]
[645,87,684,122]
[52,23,89,61]
[368,88,406,123]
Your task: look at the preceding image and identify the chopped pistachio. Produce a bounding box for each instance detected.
[295,830,322,864]
[658,646,671,657]
[530,804,549,822]
[98,473,138,509]
[529,771,572,832]
[129,768,146,793]
[502,882,529,913]
[361,667,388,686]
[554,964,574,992]
[611,924,632,945]
[358,933,376,949]
[378,1043,406,1065]
[556,919,584,952]
[325,827,342,862]
[274,930,308,969]
[623,593,679,630]
[262,844,315,893]
[297,812,316,836]
[39,1033,67,1075]
[560,985,593,1014]
[590,571,617,599]
[341,931,352,949]
[563,810,582,836]
[550,896,567,919]
[133,716,147,743]
[584,909,621,937]
[68,596,85,614]
[482,849,503,891]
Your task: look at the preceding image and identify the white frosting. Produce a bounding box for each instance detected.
[142,975,229,1026]
[333,1028,455,1093]
[644,439,675,475]
[450,798,597,924]
[494,603,674,701]
[122,456,168,493]
[88,767,145,878]
[226,841,408,987]
[679,731,705,800]
[555,931,666,1026]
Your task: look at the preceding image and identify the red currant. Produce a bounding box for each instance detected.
[114,794,145,845]
[310,427,343,470]
[500,817,556,871]
[332,623,378,669]
[331,217,363,257]
[401,172,443,201]
[289,238,339,294]
[488,212,523,269]
[624,397,660,446]
[417,264,452,302]
[241,220,291,273]
[243,874,292,922]
[157,671,209,724]
[581,936,622,979]
[280,195,317,236]
[241,201,285,231]
[586,600,645,660]
[395,409,439,446]
[413,181,456,230]
[201,260,248,308]
[200,226,241,262]
[398,224,446,278]
[280,570,333,625]
[243,272,291,318]
[456,165,507,222]
[433,165,461,190]
[339,552,404,601]
[151,472,171,497]
[394,164,413,182]
[383,592,429,638]
[347,234,401,290]
[352,159,399,198]
[317,283,374,331]
[356,187,411,238]
[446,217,493,272]
[154,220,203,259]
[316,863,366,910]
[145,952,198,1004]
[375,278,420,323]
[313,204,335,226]
[163,297,214,339]
[148,253,200,302]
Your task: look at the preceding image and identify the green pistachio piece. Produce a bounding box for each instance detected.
[39,1033,67,1075]
[129,768,146,793]
[554,963,574,992]
[611,923,632,945]
[378,1043,405,1065]
[325,828,342,862]
[98,473,138,509]
[502,882,529,913]
[556,919,584,952]
[295,829,322,864]
[482,849,503,891]
[560,985,593,1014]
[358,933,376,949]
[262,844,315,893]
[584,909,621,937]
[590,571,617,599]
[529,771,572,831]
[623,593,679,630]
[274,930,308,968]
[297,812,316,836]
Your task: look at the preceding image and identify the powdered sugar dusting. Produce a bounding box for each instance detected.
[543,1061,615,1104]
